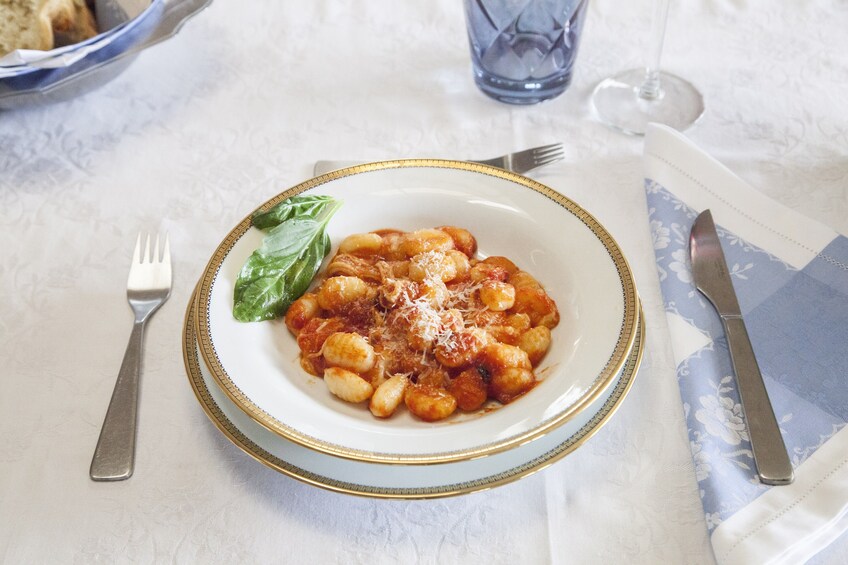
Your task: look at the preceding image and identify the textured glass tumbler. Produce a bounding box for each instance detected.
[464,0,589,105]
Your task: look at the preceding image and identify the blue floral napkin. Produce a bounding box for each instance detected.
[644,124,848,565]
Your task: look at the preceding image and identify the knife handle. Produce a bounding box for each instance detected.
[723,317,794,485]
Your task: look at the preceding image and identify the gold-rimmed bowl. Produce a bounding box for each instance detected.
[184,288,644,498]
[193,160,641,465]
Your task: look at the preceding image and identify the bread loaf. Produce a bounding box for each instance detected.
[0,0,98,57]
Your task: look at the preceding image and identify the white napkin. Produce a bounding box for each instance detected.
[644,124,848,564]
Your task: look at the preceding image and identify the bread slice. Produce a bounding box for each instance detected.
[0,1,53,56]
[51,0,97,48]
[0,0,98,58]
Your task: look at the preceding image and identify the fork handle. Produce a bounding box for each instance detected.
[90,320,145,481]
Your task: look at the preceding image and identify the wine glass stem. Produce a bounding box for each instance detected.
[638,0,671,101]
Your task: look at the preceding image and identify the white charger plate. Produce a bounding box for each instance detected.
[194,160,640,464]
[185,289,644,498]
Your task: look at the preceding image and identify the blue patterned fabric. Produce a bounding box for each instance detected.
[646,179,848,531]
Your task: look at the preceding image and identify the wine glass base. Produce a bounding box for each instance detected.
[591,68,704,136]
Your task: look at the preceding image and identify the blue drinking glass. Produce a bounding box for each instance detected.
[464,0,589,105]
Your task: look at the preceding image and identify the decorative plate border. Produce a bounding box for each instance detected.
[184,287,645,499]
[194,160,640,464]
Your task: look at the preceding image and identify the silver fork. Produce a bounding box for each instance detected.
[312,143,565,176]
[469,143,564,174]
[90,234,172,481]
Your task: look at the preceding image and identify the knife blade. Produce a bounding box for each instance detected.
[689,209,794,486]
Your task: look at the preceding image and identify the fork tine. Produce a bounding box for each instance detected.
[534,150,564,163]
[470,143,564,174]
[535,148,564,158]
[526,142,562,154]
[153,234,160,263]
[143,234,151,264]
[534,154,563,167]
[132,233,141,264]
[533,143,563,154]
[161,234,172,286]
[532,145,564,159]
[162,234,171,266]
[533,152,563,165]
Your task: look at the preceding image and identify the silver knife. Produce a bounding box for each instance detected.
[689,209,794,485]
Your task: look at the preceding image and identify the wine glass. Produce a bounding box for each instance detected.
[591,0,704,136]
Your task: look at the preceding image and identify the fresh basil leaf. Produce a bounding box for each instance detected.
[232,195,342,322]
[251,194,338,230]
[258,218,322,258]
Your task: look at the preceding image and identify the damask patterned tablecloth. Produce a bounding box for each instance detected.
[1,0,846,563]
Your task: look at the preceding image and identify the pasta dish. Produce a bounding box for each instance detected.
[284,226,559,421]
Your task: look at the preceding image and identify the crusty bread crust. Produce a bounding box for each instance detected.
[0,0,97,57]
[51,0,97,47]
[0,1,53,55]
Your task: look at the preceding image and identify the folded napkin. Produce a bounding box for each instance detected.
[644,124,848,565]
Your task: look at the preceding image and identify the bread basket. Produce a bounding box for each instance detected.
[0,0,211,109]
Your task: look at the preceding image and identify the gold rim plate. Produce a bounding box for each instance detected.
[194,161,640,464]
[184,286,645,499]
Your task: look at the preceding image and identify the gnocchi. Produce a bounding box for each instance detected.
[317,275,374,311]
[322,332,376,373]
[339,232,383,255]
[324,367,374,403]
[479,280,516,311]
[405,384,458,421]
[370,374,409,418]
[286,226,559,421]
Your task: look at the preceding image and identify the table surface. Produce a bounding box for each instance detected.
[2,0,847,563]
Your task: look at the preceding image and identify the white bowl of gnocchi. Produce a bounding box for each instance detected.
[183,293,643,497]
[193,160,641,466]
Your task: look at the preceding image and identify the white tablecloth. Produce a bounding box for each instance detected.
[2,0,846,562]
